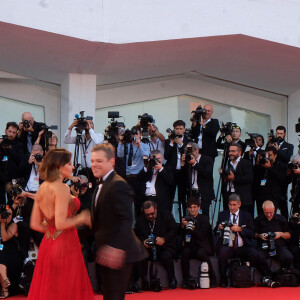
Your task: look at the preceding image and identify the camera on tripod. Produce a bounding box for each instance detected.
[262,232,276,256]
[190,105,207,123]
[138,113,155,143]
[74,111,93,133]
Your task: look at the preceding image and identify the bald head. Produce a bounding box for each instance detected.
[203,104,213,120]
[262,200,275,220]
[22,112,33,121]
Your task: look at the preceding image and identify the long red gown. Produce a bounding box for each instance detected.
[28,197,94,300]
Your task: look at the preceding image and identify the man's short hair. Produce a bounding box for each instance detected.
[91,143,115,160]
[228,193,241,204]
[31,144,43,152]
[187,142,199,151]
[187,196,200,208]
[6,122,19,131]
[173,120,186,128]
[77,175,88,183]
[151,150,162,156]
[265,145,278,155]
[230,143,242,152]
[131,125,141,133]
[276,125,286,133]
[142,200,157,210]
[257,134,265,145]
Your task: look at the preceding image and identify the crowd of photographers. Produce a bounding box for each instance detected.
[1,106,300,296]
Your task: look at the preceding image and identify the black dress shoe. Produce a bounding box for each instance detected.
[169,278,177,289]
[181,279,188,289]
[219,280,228,288]
[142,280,150,291]
[131,281,142,293]
[210,277,217,288]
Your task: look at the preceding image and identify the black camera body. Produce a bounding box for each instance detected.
[138,113,155,143]
[190,105,206,123]
[166,128,182,140]
[188,277,199,290]
[262,232,276,256]
[106,111,125,146]
[75,111,93,133]
[185,145,194,163]
[291,215,300,224]
[33,153,43,163]
[5,178,25,198]
[0,135,12,156]
[123,128,137,144]
[22,120,31,129]
[71,181,88,191]
[267,129,282,144]
[220,122,237,137]
[245,132,260,149]
[148,155,159,167]
[41,124,58,139]
[257,150,269,166]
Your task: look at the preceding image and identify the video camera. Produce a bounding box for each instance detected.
[40,124,58,139]
[220,122,237,137]
[0,205,11,220]
[105,111,125,146]
[245,132,260,149]
[74,111,93,133]
[267,129,282,144]
[262,232,276,256]
[190,105,207,123]
[138,113,155,143]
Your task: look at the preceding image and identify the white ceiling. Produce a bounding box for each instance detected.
[1,21,300,96]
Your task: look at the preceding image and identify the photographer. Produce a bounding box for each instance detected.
[35,130,58,153]
[181,143,215,217]
[0,207,23,298]
[243,134,264,165]
[190,104,220,160]
[288,153,300,214]
[254,201,293,270]
[220,143,253,213]
[217,124,246,154]
[216,194,275,287]
[255,146,289,218]
[134,201,178,290]
[148,124,165,159]
[289,212,300,272]
[18,112,45,155]
[181,197,216,288]
[164,120,192,216]
[64,118,104,168]
[117,126,150,218]
[138,150,173,212]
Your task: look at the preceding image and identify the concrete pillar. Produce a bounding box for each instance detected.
[60,73,97,152]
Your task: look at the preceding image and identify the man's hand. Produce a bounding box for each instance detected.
[182,218,188,227]
[219,224,224,230]
[28,154,36,164]
[70,185,79,197]
[156,237,165,246]
[293,167,300,175]
[231,224,242,232]
[274,232,282,240]
[174,136,183,146]
[259,233,268,241]
[227,171,235,181]
[68,120,78,130]
[134,135,141,147]
[188,155,196,165]
[96,245,126,270]
[225,135,232,143]
[86,120,93,130]
[263,160,272,169]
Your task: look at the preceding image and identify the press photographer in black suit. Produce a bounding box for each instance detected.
[220,143,253,213]
[190,104,219,160]
[216,194,275,287]
[181,197,216,288]
[181,143,215,217]
[288,153,300,214]
[138,150,173,212]
[288,211,300,272]
[164,120,192,216]
[134,201,178,289]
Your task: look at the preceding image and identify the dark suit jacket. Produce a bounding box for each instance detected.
[222,158,253,206]
[183,154,215,202]
[191,118,220,158]
[217,138,247,154]
[215,209,255,251]
[278,141,294,164]
[91,171,147,264]
[134,210,178,256]
[182,213,214,255]
[138,165,173,211]
[164,135,192,169]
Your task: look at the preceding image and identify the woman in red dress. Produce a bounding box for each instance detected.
[28,148,94,300]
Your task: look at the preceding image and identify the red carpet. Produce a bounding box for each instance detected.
[9,288,300,300]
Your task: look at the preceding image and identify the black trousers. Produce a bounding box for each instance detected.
[170,170,187,218]
[181,247,216,280]
[259,245,293,268]
[126,176,144,219]
[100,263,133,300]
[218,245,272,281]
[289,245,300,270]
[140,247,175,281]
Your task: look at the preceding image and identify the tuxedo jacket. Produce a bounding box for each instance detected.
[215,209,255,250]
[134,210,178,256]
[182,154,215,202]
[91,171,147,264]
[191,118,220,158]
[278,141,294,164]
[222,158,253,206]
[164,135,192,169]
[138,165,173,211]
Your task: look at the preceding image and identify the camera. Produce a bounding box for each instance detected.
[220,122,237,137]
[184,216,196,231]
[188,277,199,290]
[138,113,155,143]
[0,205,11,220]
[166,128,182,140]
[74,111,93,133]
[0,135,12,156]
[217,221,233,246]
[185,145,194,163]
[190,105,207,123]
[295,117,300,133]
[148,155,159,167]
[22,120,31,129]
[40,124,58,139]
[70,180,88,191]
[33,153,43,163]
[5,178,25,198]
[262,232,276,256]
[122,128,138,144]
[288,162,300,170]
[290,215,300,224]
[267,129,282,144]
[245,132,260,149]
[105,111,125,146]
[257,150,269,166]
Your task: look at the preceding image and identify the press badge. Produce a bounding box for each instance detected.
[260,179,266,186]
[2,156,8,162]
[0,244,4,251]
[230,233,236,241]
[185,234,191,243]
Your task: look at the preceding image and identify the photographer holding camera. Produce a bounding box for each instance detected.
[255,146,289,218]
[18,112,45,156]
[216,194,275,288]
[138,150,173,212]
[148,123,165,158]
[35,130,58,153]
[190,104,220,160]
[181,143,215,217]
[289,211,300,273]
[181,197,216,288]
[64,118,104,168]
[134,201,178,290]
[255,201,293,270]
[288,153,300,214]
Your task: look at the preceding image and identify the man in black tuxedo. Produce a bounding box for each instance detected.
[91,144,147,300]
[139,150,173,212]
[164,120,192,216]
[221,143,253,213]
[190,104,220,160]
[134,201,178,289]
[181,143,215,217]
[181,197,216,288]
[216,194,276,287]
[18,112,45,156]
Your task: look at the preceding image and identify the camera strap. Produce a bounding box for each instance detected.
[149,221,156,234]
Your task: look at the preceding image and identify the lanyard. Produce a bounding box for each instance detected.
[149,140,159,151]
[149,221,156,234]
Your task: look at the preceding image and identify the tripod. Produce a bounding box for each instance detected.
[73,130,88,176]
